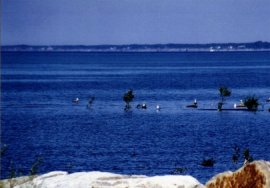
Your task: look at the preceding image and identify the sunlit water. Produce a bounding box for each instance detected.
[1,52,270,182]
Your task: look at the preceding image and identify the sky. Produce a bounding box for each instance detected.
[2,0,270,45]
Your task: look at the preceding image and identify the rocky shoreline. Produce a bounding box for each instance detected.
[1,160,269,188]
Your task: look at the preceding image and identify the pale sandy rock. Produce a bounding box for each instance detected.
[3,160,270,188]
[0,175,36,188]
[205,160,270,188]
[7,171,204,188]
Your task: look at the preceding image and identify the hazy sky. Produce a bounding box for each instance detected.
[2,0,270,45]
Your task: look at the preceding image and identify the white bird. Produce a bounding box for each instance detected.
[73,98,79,103]
[156,105,160,110]
[142,103,147,109]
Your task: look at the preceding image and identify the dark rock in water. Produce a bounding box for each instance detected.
[201,158,215,167]
[186,99,198,108]
[136,103,147,109]
[142,103,147,109]
[186,104,198,108]
[205,160,270,188]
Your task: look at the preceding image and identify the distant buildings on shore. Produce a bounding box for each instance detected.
[2,41,270,52]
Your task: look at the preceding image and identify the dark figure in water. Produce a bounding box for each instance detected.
[123,89,134,110]
[232,145,240,163]
[87,96,95,108]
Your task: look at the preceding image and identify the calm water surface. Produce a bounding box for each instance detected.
[1,52,270,182]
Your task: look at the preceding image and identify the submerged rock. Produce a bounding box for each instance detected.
[1,171,204,188]
[201,158,215,167]
[205,160,270,188]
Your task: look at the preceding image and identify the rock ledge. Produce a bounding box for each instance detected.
[1,171,204,188]
[206,160,270,188]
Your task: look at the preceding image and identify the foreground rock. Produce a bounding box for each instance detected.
[206,160,270,188]
[1,171,204,188]
[2,160,270,188]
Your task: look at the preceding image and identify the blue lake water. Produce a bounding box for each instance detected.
[1,51,270,182]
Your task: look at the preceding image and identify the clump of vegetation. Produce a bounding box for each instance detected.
[9,161,17,179]
[218,86,231,111]
[30,157,43,176]
[244,96,259,111]
[65,162,73,172]
[2,145,43,181]
[243,148,253,164]
[201,158,215,167]
[219,86,231,102]
[123,89,135,110]
[231,145,254,165]
[172,167,187,174]
[232,145,241,164]
[217,102,223,111]
[1,144,8,156]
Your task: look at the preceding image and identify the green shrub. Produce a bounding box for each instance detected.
[30,157,43,176]
[243,148,253,163]
[219,86,231,102]
[218,86,231,110]
[244,96,259,111]
[172,167,187,174]
[0,144,8,156]
[232,145,240,164]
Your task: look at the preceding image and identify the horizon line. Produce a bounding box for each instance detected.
[2,41,270,46]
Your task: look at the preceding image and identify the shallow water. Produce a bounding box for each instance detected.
[1,51,270,182]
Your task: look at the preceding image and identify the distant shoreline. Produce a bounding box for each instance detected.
[2,49,270,53]
[2,41,270,53]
